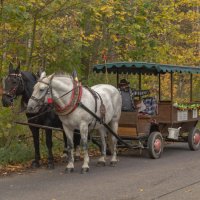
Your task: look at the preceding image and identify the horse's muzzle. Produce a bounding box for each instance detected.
[1,94,13,107]
[26,106,39,114]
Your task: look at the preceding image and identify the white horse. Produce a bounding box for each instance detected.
[27,72,122,173]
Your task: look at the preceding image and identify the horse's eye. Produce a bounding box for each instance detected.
[40,88,45,92]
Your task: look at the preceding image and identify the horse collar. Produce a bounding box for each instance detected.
[54,80,83,116]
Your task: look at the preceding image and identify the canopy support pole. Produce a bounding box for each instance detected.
[159,74,161,102]
[117,69,119,87]
[190,73,193,102]
[170,72,174,123]
[139,72,142,100]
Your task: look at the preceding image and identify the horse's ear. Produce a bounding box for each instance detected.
[36,68,45,78]
[40,71,46,79]
[40,67,45,73]
[72,69,78,81]
[48,74,54,82]
[15,60,21,74]
[9,62,14,74]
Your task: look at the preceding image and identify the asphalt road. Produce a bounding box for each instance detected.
[1,143,200,200]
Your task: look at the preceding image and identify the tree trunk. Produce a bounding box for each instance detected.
[27,16,37,70]
[81,52,90,80]
[80,12,91,81]
[0,0,4,74]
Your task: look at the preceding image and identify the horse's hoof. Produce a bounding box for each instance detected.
[110,161,117,167]
[65,168,74,174]
[31,160,40,168]
[81,168,89,174]
[97,161,106,166]
[47,163,54,169]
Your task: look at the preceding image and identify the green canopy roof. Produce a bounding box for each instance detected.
[93,62,200,75]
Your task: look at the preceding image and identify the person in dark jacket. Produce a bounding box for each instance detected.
[118,79,150,112]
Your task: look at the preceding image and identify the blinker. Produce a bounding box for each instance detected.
[47,98,53,104]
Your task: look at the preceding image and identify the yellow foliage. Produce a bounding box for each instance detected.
[111,34,119,42]
[100,5,114,17]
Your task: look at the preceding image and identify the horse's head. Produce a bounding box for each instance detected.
[2,62,25,107]
[27,72,53,113]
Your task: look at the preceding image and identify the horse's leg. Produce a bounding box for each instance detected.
[62,126,74,173]
[29,126,40,168]
[80,123,89,173]
[74,129,81,161]
[61,131,68,161]
[45,129,54,169]
[62,130,81,162]
[97,127,107,166]
[108,121,118,166]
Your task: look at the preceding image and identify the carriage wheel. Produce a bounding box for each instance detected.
[188,128,200,151]
[148,132,163,159]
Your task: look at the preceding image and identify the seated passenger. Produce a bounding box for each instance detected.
[118,79,150,112]
[138,97,158,115]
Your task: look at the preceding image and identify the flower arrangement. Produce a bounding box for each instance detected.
[173,103,200,111]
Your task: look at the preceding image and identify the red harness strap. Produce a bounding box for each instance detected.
[55,81,82,115]
[70,84,82,113]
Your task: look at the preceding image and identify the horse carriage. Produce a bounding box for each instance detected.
[93,62,200,159]
[2,62,200,173]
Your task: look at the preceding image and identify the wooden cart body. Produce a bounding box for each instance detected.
[93,62,200,158]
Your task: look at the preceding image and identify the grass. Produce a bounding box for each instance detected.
[0,142,34,165]
[0,130,66,166]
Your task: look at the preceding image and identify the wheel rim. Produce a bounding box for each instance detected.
[193,133,200,145]
[154,138,162,153]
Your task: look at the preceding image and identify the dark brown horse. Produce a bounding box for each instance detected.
[1,63,80,169]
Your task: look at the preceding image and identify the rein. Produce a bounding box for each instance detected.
[27,106,55,121]
[53,86,78,101]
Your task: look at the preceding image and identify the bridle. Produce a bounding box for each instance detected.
[30,75,82,115]
[3,73,25,99]
[30,79,51,105]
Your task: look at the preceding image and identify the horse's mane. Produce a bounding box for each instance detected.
[54,72,71,78]
[54,71,68,75]
[21,71,37,100]
[21,71,37,82]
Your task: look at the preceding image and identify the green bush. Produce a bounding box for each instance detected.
[0,142,34,165]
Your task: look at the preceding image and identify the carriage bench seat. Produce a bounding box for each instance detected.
[118,111,152,138]
[118,111,137,138]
